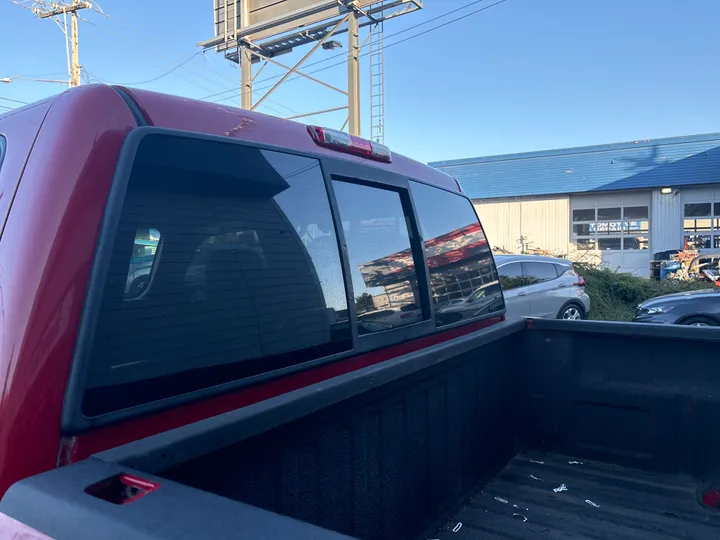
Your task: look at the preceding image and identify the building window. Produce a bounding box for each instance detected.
[684,203,720,250]
[572,204,649,251]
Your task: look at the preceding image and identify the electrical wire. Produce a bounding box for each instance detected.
[80,16,223,88]
[81,10,299,114]
[200,0,507,103]
[79,25,218,93]
[99,53,203,86]
[6,0,298,114]
[212,0,509,105]
[0,96,29,105]
[0,104,14,111]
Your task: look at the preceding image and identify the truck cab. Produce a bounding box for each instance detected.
[1,87,719,540]
[0,84,502,500]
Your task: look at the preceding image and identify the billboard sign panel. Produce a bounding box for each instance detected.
[212,0,394,52]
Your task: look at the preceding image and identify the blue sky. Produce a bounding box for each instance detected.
[1,0,719,163]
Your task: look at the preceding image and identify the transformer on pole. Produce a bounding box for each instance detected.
[198,0,422,137]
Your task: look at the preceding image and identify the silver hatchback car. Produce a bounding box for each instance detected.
[495,254,591,320]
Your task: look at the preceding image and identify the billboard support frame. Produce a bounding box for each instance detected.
[200,0,423,134]
[239,0,253,109]
[251,13,350,111]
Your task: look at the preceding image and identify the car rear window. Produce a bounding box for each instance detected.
[82,135,351,416]
[332,180,426,334]
[523,262,559,284]
[410,181,503,326]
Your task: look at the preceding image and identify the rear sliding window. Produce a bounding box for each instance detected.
[332,180,426,335]
[83,135,351,416]
[410,181,504,327]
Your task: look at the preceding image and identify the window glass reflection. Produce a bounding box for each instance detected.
[410,181,504,327]
[332,180,425,335]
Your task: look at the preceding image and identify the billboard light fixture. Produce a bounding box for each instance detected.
[322,40,342,50]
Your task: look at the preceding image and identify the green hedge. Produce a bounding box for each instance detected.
[574,264,713,321]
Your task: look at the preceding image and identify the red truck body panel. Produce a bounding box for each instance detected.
[0,86,135,494]
[119,87,459,193]
[0,85,489,492]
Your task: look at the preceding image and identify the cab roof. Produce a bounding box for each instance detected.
[5,85,458,193]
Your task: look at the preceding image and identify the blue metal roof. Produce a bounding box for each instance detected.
[429,133,720,199]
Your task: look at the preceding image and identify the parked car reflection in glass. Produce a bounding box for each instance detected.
[124,228,161,299]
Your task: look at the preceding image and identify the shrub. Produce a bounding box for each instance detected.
[573,263,714,321]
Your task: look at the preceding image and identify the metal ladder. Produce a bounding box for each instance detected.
[369,9,385,144]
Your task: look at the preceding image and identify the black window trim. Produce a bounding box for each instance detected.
[61,126,500,434]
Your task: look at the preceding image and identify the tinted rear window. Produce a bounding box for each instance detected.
[523,262,559,284]
[83,135,351,416]
[332,180,426,334]
[410,181,503,326]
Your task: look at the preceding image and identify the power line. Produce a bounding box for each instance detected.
[217,0,508,105]
[200,0,505,103]
[199,0,485,101]
[92,6,237,85]
[79,12,298,114]
[79,25,218,94]
[88,5,299,114]
[93,52,203,86]
[0,96,29,105]
[0,104,14,111]
[81,16,226,89]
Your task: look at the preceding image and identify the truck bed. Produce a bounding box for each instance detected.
[437,452,720,540]
[4,320,720,540]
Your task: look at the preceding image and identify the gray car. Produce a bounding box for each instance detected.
[633,288,720,326]
[495,254,591,320]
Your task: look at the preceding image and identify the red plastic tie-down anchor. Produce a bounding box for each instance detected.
[702,490,720,509]
[85,473,161,505]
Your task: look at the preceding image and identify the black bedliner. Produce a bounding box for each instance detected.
[437,452,720,540]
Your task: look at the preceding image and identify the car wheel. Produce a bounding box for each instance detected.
[679,316,718,327]
[559,303,584,321]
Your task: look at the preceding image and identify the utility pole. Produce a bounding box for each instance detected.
[347,3,361,136]
[34,1,92,87]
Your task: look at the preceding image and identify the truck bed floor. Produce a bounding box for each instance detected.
[436,452,720,539]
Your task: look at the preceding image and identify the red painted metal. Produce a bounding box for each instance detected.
[0,85,136,496]
[119,87,459,193]
[0,99,53,237]
[119,474,161,504]
[66,317,503,462]
[703,490,720,509]
[0,85,500,501]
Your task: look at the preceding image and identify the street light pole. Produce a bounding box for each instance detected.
[1,77,68,84]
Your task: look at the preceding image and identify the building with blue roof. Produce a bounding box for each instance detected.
[430,133,720,276]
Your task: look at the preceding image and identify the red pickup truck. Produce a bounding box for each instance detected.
[0,85,718,540]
